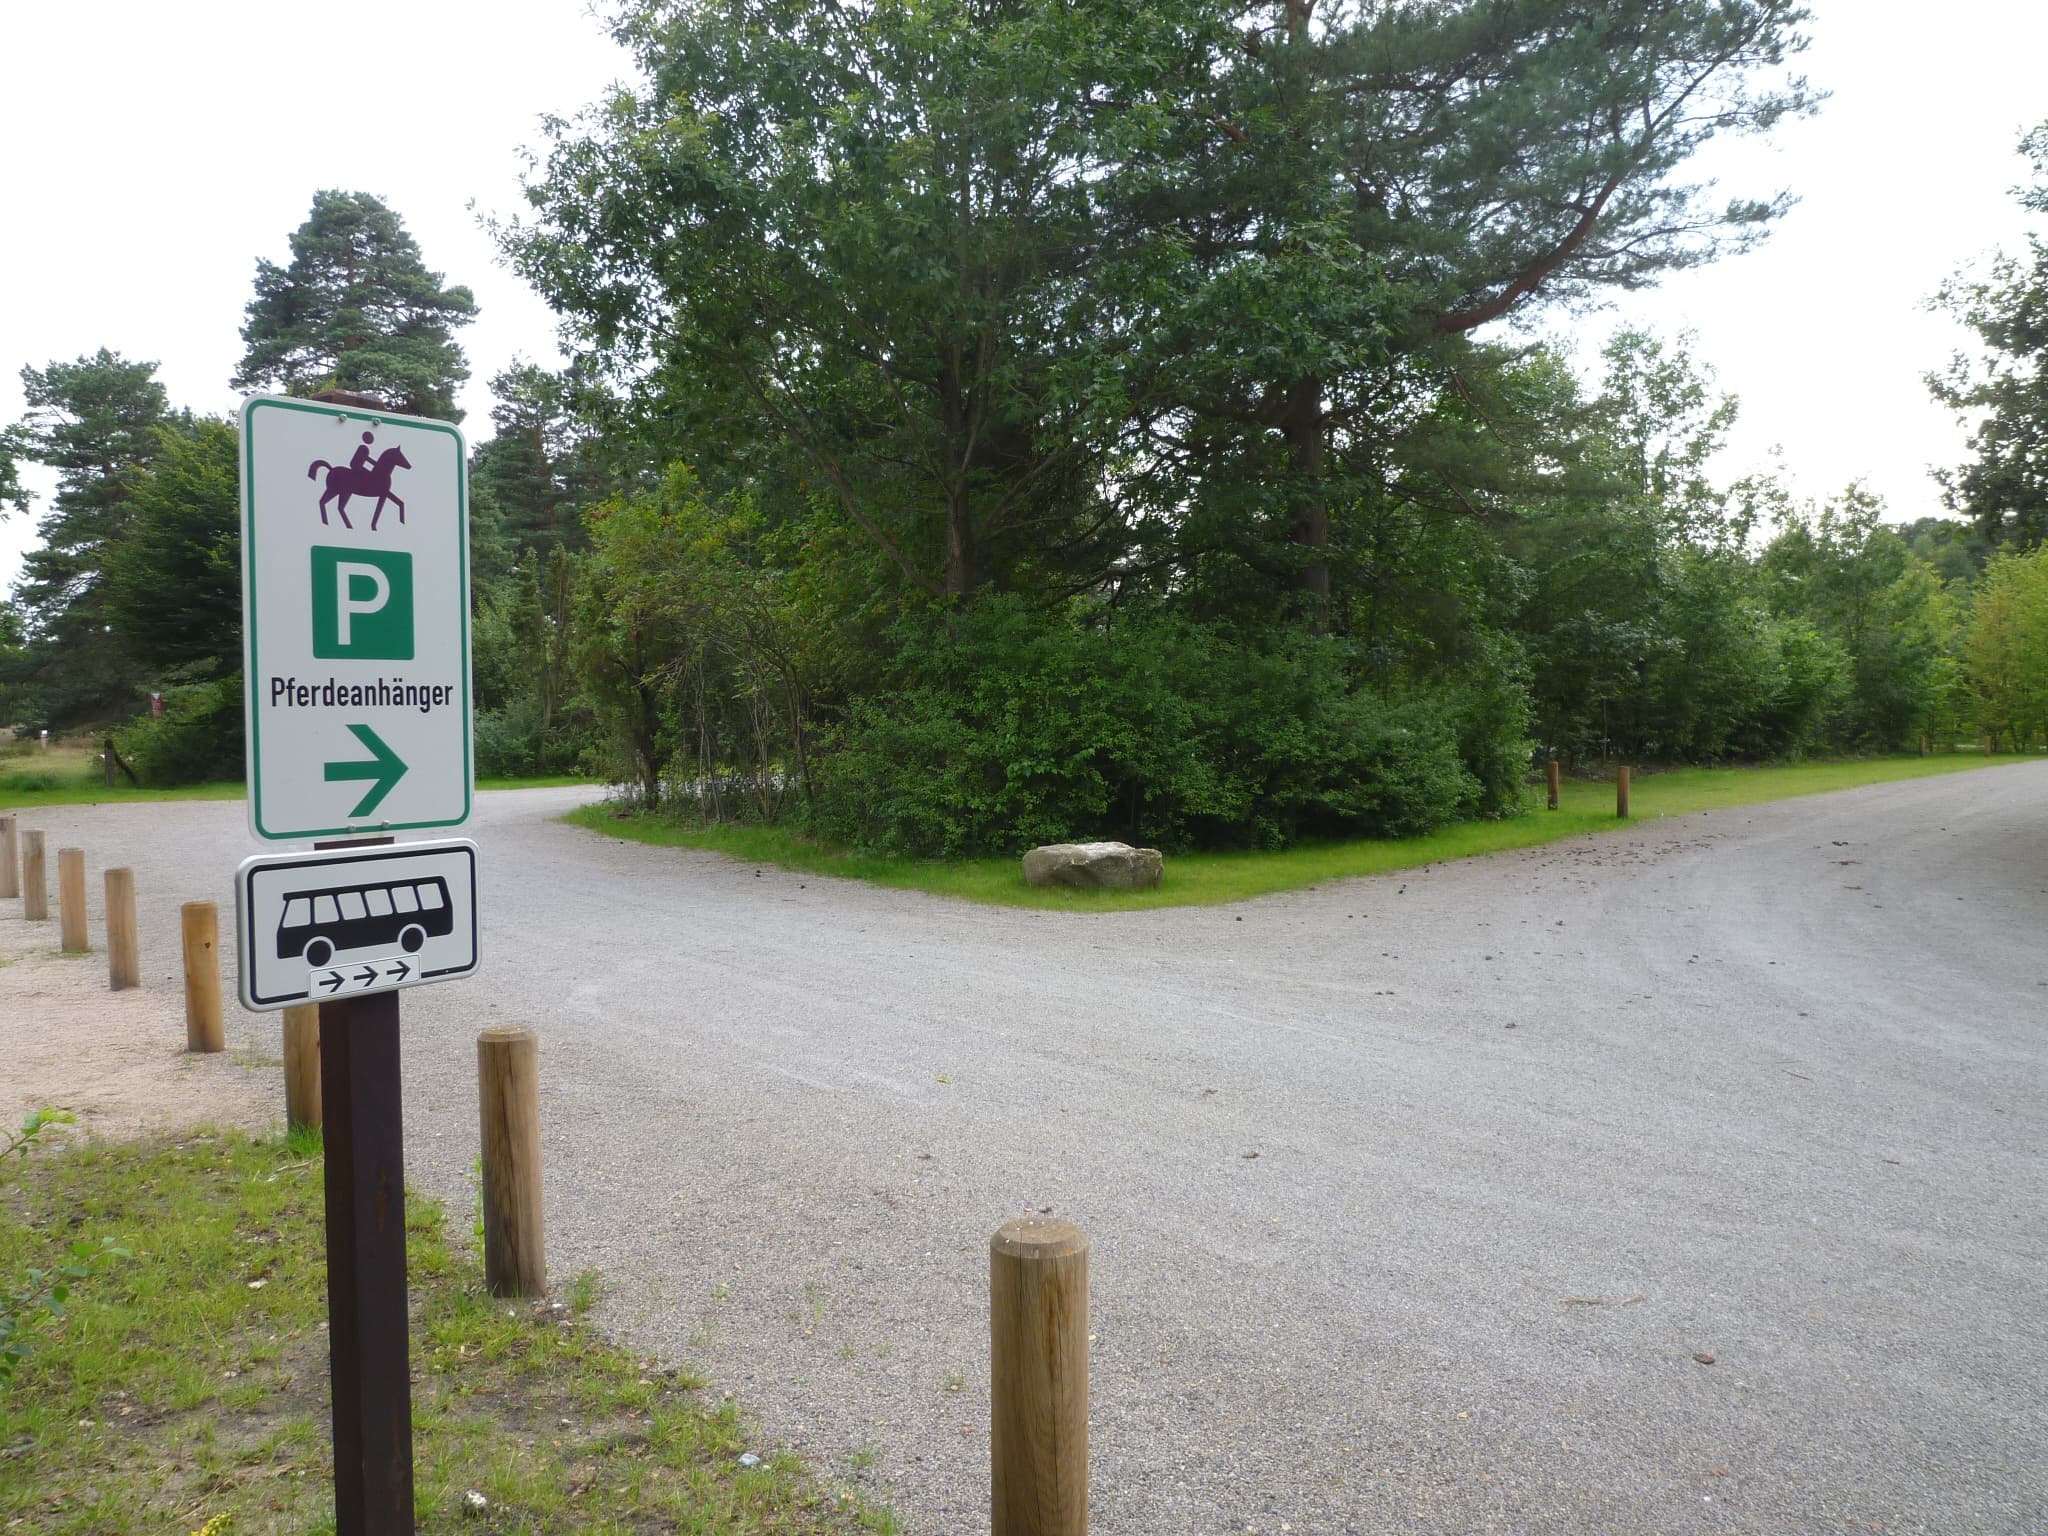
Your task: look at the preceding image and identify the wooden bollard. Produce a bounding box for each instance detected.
[1546,757,1560,811]
[0,814,17,899]
[990,1217,1089,1536]
[478,1027,546,1297]
[21,830,48,920]
[58,848,89,952]
[180,901,226,1053]
[1616,765,1631,819]
[105,868,140,990]
[283,1004,322,1131]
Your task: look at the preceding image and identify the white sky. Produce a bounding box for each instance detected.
[3,0,2046,594]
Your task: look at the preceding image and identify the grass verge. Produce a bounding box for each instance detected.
[0,771,592,811]
[0,1129,892,1535]
[564,752,2026,911]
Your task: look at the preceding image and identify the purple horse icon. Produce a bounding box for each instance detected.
[306,444,411,530]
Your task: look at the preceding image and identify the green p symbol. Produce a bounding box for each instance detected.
[312,546,414,660]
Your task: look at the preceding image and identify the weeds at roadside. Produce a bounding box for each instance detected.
[0,1130,895,1534]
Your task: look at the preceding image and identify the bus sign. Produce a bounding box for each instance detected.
[235,839,479,1011]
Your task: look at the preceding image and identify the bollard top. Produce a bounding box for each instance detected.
[477,1025,539,1046]
[991,1216,1088,1260]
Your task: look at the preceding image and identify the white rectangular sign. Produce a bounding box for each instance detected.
[235,840,480,1011]
[241,395,472,841]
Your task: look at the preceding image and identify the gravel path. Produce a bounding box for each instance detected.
[10,768,2046,1535]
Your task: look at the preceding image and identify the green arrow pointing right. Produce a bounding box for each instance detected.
[324,723,408,818]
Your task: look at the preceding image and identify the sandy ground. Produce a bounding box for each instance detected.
[0,874,276,1144]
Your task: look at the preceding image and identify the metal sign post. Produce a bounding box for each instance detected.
[240,392,478,1536]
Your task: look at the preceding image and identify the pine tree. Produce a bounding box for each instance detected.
[3,350,175,724]
[234,190,477,420]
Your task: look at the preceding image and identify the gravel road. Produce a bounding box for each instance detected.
[15,765,2047,1535]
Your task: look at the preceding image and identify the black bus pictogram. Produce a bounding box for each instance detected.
[277,875,454,969]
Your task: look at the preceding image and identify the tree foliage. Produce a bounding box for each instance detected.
[234,190,478,420]
[1931,123,2048,546]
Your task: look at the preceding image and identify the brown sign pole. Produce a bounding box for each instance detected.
[320,988,413,1533]
[315,832,413,1535]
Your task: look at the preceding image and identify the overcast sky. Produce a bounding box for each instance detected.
[4,0,2046,594]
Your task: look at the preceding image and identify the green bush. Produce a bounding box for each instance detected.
[806,598,1507,857]
[0,769,62,793]
[475,695,547,779]
[112,676,244,786]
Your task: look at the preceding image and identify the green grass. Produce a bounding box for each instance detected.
[0,1129,893,1535]
[0,766,592,811]
[565,751,2026,911]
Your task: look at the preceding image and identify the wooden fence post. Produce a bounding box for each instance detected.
[1616,765,1631,819]
[990,1216,1089,1536]
[284,1004,322,1132]
[1546,758,1560,811]
[58,848,89,952]
[21,830,47,921]
[0,814,17,899]
[477,1027,546,1297]
[105,868,139,990]
[181,900,226,1053]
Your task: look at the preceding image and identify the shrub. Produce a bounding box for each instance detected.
[806,597,1504,856]
[112,677,244,786]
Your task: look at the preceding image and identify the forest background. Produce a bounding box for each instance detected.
[6,0,2048,859]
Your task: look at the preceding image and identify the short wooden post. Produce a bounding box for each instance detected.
[105,868,140,990]
[102,739,116,789]
[1546,757,1560,811]
[21,830,48,920]
[990,1216,1089,1536]
[284,1004,322,1132]
[57,848,89,952]
[477,1027,546,1297]
[1616,765,1631,819]
[181,900,226,1053]
[0,815,17,899]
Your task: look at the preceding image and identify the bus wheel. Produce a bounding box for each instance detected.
[304,938,334,968]
[399,925,426,954]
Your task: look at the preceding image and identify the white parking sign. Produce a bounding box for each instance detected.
[240,396,472,840]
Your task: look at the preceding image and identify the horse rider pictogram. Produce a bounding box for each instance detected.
[308,430,411,531]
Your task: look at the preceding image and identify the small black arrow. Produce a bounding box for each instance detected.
[385,960,412,983]
[353,966,379,986]
[319,972,345,993]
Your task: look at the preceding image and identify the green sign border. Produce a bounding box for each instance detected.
[241,395,473,841]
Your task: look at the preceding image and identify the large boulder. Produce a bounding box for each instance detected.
[1021,841,1164,891]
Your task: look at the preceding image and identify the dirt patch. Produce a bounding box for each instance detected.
[0,907,275,1142]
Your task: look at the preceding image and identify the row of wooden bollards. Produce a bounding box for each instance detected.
[3,812,145,990]
[1544,759,1632,818]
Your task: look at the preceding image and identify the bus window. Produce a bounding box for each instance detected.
[315,894,341,924]
[418,883,444,910]
[392,885,419,913]
[339,891,368,920]
[282,897,311,927]
[366,887,394,917]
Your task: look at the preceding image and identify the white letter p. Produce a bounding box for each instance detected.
[336,562,391,646]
